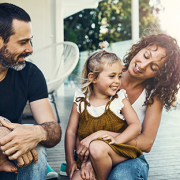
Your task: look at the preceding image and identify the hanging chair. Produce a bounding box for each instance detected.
[27,41,79,123]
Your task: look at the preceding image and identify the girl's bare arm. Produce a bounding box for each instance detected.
[65,103,79,178]
[77,96,163,153]
[113,97,141,144]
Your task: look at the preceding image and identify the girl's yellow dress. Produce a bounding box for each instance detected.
[76,93,142,170]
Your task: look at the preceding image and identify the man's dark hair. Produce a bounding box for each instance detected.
[0,3,31,43]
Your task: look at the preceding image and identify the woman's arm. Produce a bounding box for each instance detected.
[77,96,163,153]
[113,97,141,144]
[126,96,163,152]
[65,102,79,178]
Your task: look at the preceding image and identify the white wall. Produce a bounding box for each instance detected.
[0,0,102,96]
[0,0,53,51]
[0,0,101,51]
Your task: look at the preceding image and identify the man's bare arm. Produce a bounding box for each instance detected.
[39,121,61,147]
[0,98,62,160]
[30,98,62,148]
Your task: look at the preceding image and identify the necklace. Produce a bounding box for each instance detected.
[0,71,7,82]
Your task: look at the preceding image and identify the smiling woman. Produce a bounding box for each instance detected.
[123,34,180,110]
[128,46,166,79]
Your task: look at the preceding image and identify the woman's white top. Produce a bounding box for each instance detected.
[131,89,147,125]
[74,89,147,125]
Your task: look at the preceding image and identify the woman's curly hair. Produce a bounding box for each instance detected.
[123,34,180,111]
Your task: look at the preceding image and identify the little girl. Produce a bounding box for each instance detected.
[65,42,142,180]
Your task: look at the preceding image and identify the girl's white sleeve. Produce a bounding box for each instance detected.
[73,89,85,113]
[112,89,128,120]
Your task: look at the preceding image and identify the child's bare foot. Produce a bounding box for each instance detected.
[0,159,18,174]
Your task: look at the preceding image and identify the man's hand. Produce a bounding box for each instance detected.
[0,119,45,160]
[0,125,11,138]
[17,149,38,167]
[0,123,38,166]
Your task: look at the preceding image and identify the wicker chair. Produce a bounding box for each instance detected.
[27,41,79,123]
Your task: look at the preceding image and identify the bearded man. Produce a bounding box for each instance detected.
[0,3,61,180]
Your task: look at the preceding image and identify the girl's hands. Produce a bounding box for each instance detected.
[81,160,97,180]
[66,160,79,179]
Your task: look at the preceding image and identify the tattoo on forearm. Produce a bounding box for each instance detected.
[40,121,61,147]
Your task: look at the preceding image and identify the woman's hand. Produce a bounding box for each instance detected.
[76,130,119,162]
[76,131,108,159]
[66,160,79,179]
[81,160,97,180]
[100,134,117,144]
[76,136,92,162]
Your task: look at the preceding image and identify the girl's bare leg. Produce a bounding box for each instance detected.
[0,151,18,173]
[89,140,127,180]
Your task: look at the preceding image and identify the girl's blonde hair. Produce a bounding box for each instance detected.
[81,44,122,96]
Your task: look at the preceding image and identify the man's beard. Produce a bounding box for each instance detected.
[0,45,31,71]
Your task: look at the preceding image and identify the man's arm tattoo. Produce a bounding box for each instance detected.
[39,121,61,147]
